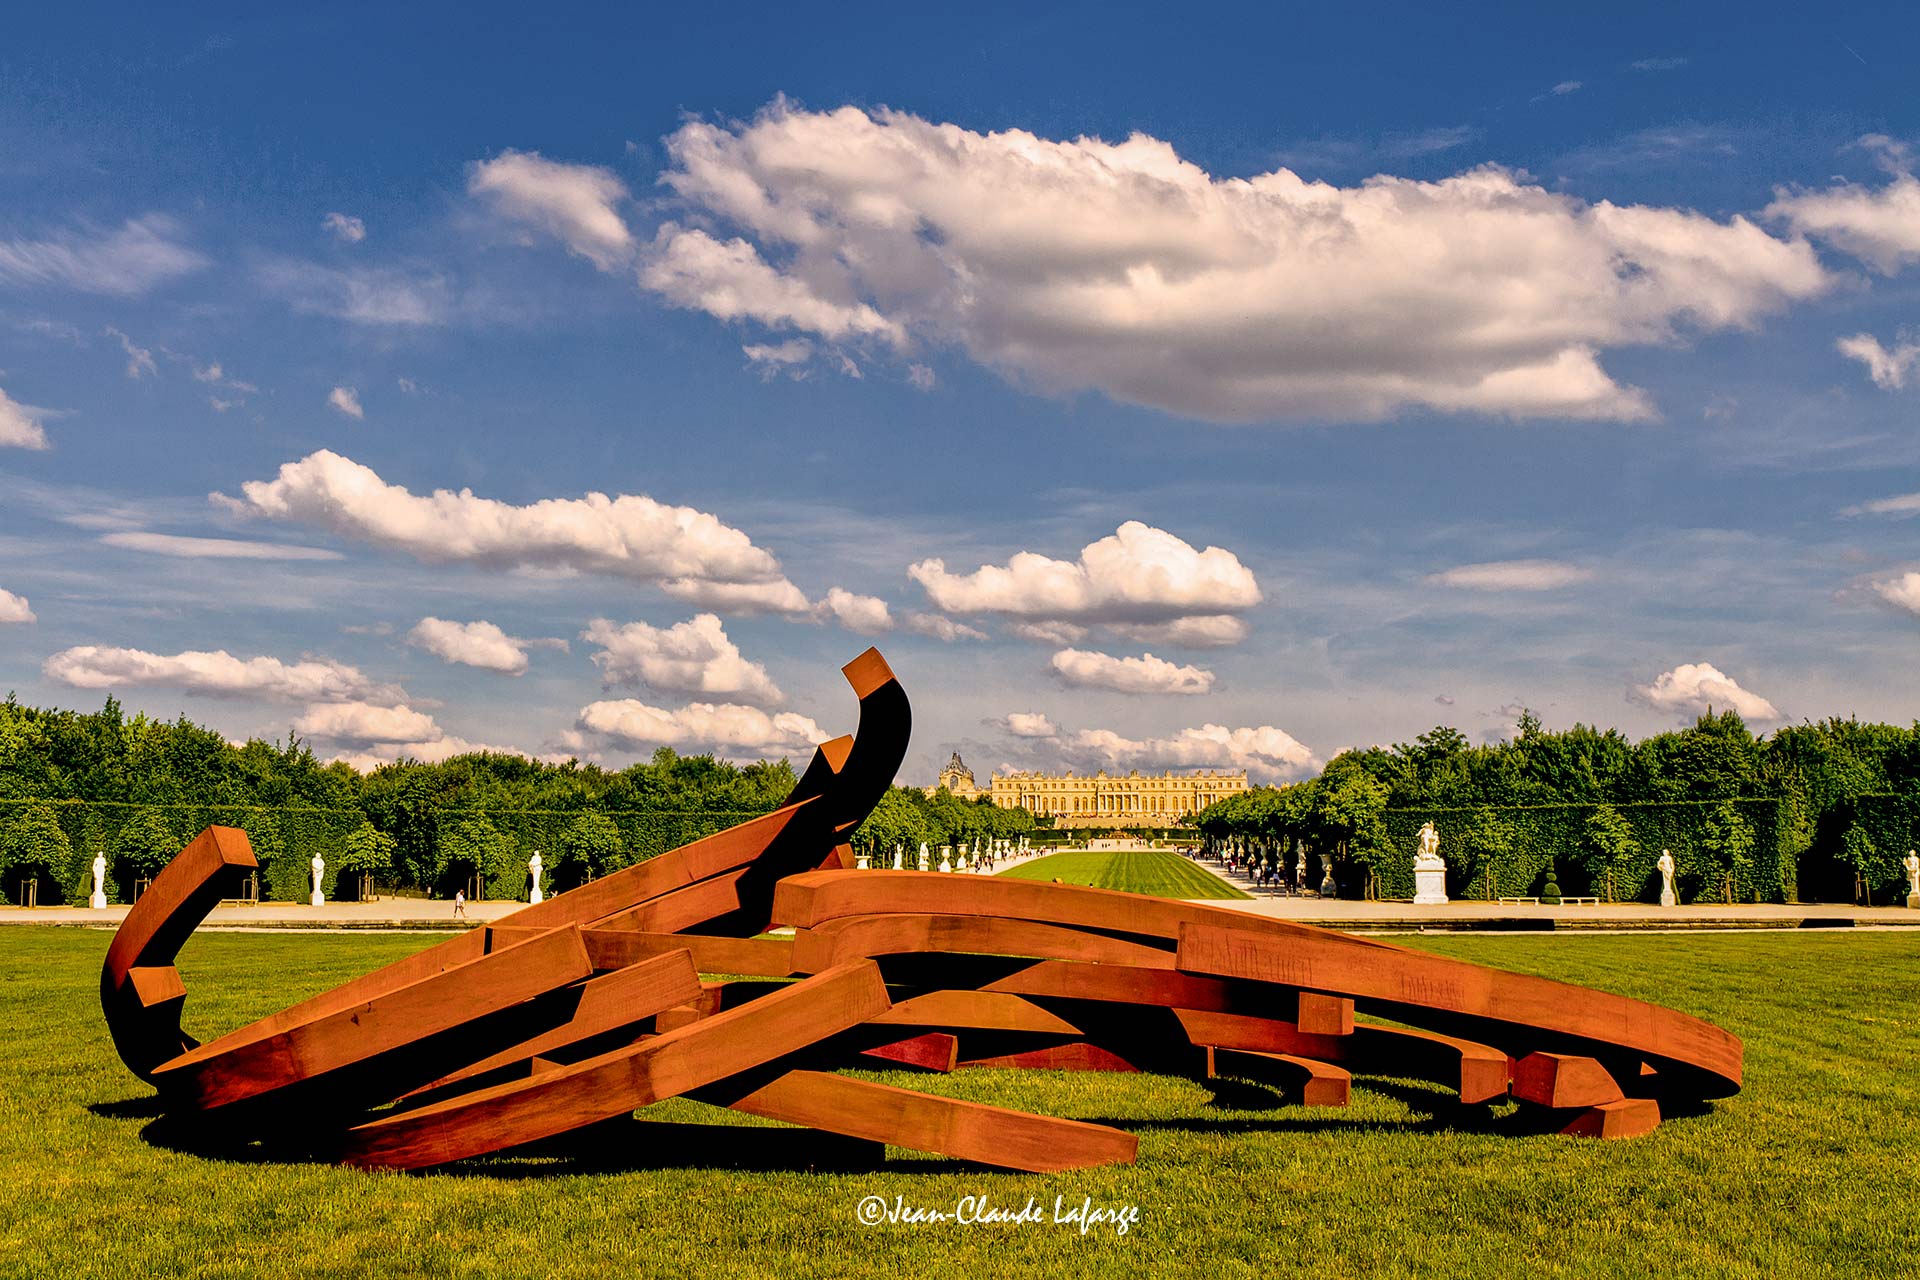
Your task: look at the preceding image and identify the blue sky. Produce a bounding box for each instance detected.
[4,1,1920,783]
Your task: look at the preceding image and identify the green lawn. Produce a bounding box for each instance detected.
[997,851,1252,900]
[0,928,1914,1278]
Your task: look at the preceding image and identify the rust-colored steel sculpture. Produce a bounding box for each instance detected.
[101,648,1743,1174]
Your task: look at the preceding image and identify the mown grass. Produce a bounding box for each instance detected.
[0,928,1914,1278]
[998,851,1251,900]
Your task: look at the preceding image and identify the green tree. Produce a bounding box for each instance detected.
[436,812,513,897]
[1700,800,1756,903]
[555,811,624,885]
[1580,803,1638,901]
[337,820,397,900]
[0,801,74,903]
[852,787,933,860]
[113,808,181,886]
[1453,807,1516,900]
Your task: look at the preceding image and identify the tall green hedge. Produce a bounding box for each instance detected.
[0,801,763,904]
[420,808,762,899]
[0,799,363,903]
[1822,794,1919,902]
[1369,798,1792,903]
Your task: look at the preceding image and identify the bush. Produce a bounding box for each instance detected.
[0,802,76,904]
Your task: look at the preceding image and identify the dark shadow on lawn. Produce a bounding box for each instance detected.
[87,1095,165,1120]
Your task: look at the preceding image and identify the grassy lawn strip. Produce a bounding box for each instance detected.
[0,928,1913,1277]
[997,851,1251,900]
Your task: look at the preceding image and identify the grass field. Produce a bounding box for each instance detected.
[997,850,1252,900]
[0,928,1915,1278]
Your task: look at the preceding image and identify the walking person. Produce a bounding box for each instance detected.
[453,888,466,919]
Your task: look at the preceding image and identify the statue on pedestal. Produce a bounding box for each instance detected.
[1658,849,1677,907]
[528,851,544,904]
[1412,821,1448,905]
[310,854,326,908]
[855,849,870,870]
[90,853,108,910]
[892,844,904,870]
[917,842,929,872]
[1903,849,1918,909]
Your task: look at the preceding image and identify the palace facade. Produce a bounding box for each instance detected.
[926,752,1248,828]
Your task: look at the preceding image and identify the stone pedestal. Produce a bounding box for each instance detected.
[855,851,870,870]
[1908,891,1918,910]
[1412,862,1448,906]
[1659,886,1677,907]
[938,847,953,873]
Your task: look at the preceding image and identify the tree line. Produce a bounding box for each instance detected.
[1193,710,1920,903]
[0,696,801,902]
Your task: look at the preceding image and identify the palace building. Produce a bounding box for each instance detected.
[926,752,1248,828]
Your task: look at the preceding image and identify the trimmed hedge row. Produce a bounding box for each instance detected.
[1366,798,1793,903]
[0,801,763,904]
[429,809,762,900]
[0,799,364,904]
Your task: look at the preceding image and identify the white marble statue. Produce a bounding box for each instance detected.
[918,841,930,872]
[1658,849,1677,907]
[1904,849,1918,909]
[938,845,953,873]
[1412,821,1448,905]
[528,850,544,904]
[90,853,107,910]
[310,853,326,908]
[892,844,904,871]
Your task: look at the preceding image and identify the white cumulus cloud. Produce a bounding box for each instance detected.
[0,588,34,624]
[1768,170,1920,274]
[327,386,364,419]
[1633,662,1780,722]
[820,587,894,634]
[642,225,905,345]
[0,387,52,450]
[574,698,826,760]
[911,522,1261,627]
[1058,723,1320,783]
[43,646,388,702]
[294,700,441,745]
[1871,571,1920,615]
[582,613,784,705]
[1426,559,1594,590]
[1049,648,1215,695]
[407,617,552,675]
[1836,332,1920,390]
[469,149,635,271]
[999,711,1059,738]
[214,450,805,610]
[645,101,1833,422]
